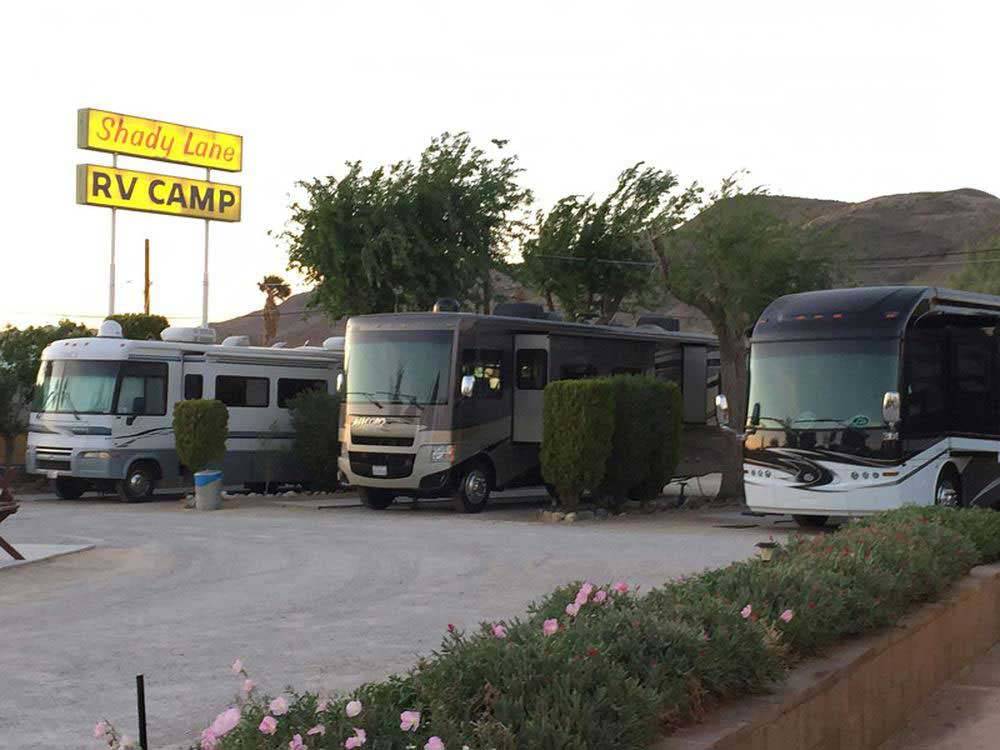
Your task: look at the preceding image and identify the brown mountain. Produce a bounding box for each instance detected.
[212,188,1000,342]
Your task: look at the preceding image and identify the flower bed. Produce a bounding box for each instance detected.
[94,508,1000,750]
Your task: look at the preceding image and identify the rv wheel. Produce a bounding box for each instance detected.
[934,468,962,508]
[54,477,87,500]
[453,462,492,514]
[360,487,395,510]
[118,463,156,503]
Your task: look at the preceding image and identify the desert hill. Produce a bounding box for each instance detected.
[213,188,1000,344]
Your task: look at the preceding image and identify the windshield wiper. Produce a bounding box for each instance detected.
[372,390,424,412]
[346,391,383,409]
[790,417,850,427]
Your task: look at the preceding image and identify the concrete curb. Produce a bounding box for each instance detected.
[655,563,1000,750]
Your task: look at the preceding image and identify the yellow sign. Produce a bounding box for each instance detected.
[76,164,242,222]
[77,109,243,172]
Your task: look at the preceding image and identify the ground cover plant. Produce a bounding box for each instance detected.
[93,508,1000,750]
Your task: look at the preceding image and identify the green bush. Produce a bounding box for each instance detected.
[630,378,682,503]
[125,509,995,750]
[600,377,652,509]
[540,379,615,509]
[286,388,341,490]
[173,399,228,473]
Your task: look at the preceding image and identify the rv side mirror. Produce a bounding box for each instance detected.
[750,402,761,428]
[882,391,901,426]
[715,394,731,428]
[336,372,344,394]
[460,374,476,398]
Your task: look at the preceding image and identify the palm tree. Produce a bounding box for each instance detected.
[258,275,292,345]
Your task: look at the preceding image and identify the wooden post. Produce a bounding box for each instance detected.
[144,238,150,315]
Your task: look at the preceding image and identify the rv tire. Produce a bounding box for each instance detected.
[934,466,962,508]
[360,487,395,510]
[453,461,492,513]
[54,476,88,500]
[118,462,156,503]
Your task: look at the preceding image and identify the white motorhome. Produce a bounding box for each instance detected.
[26,320,343,501]
[717,286,1000,527]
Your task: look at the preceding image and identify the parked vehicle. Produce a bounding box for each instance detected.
[717,286,1000,527]
[26,320,343,501]
[338,302,719,512]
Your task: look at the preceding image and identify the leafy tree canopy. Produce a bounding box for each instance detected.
[107,313,169,341]
[522,163,700,323]
[950,236,1000,294]
[282,132,532,318]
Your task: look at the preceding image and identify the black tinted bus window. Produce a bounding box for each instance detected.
[516,349,548,390]
[560,363,598,380]
[461,349,503,398]
[216,376,270,407]
[116,362,168,415]
[278,378,327,407]
[184,374,203,400]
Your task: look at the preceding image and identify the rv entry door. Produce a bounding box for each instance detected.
[513,334,549,442]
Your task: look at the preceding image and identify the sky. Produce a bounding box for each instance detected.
[2,0,998,329]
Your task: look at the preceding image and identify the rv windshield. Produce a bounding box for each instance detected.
[747,339,899,429]
[32,360,119,415]
[346,329,453,406]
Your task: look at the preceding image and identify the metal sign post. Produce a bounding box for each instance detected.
[202,167,210,326]
[108,154,117,317]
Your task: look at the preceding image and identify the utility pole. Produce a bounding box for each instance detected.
[143,238,151,315]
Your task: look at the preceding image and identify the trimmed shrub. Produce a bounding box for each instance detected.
[855,505,1000,565]
[540,379,615,509]
[286,388,341,490]
[601,377,653,509]
[106,509,996,750]
[631,378,682,503]
[173,399,228,473]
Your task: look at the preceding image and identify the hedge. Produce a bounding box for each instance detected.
[173,399,229,473]
[540,379,615,509]
[90,508,1000,750]
[287,388,341,490]
[541,376,683,510]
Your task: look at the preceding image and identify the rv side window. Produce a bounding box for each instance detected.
[611,367,642,376]
[115,362,168,415]
[184,374,203,400]
[216,376,270,408]
[461,349,503,399]
[278,378,327,407]
[516,350,548,390]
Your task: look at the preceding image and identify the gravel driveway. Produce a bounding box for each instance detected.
[0,492,791,749]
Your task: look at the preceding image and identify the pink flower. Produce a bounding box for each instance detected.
[242,678,255,695]
[543,618,559,636]
[344,728,367,748]
[308,724,326,736]
[593,590,608,604]
[612,581,629,594]
[289,734,306,750]
[565,602,580,617]
[346,699,363,718]
[259,715,278,735]
[120,735,136,749]
[200,728,218,750]
[779,609,795,623]
[425,737,445,750]
[231,658,243,675]
[741,604,752,619]
[317,697,330,712]
[400,709,421,731]
[209,707,241,738]
[491,623,508,639]
[269,696,289,716]
[93,721,108,739]
[575,582,594,605]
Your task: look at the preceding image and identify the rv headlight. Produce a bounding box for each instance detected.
[79,450,112,461]
[429,444,456,463]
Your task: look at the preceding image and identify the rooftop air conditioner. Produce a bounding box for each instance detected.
[161,326,217,344]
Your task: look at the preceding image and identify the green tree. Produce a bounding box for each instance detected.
[283,133,532,318]
[107,313,169,341]
[0,320,92,466]
[522,164,700,322]
[652,176,842,497]
[950,236,1000,293]
[258,274,292,345]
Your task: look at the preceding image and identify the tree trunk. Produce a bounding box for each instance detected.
[3,432,16,470]
[717,329,748,501]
